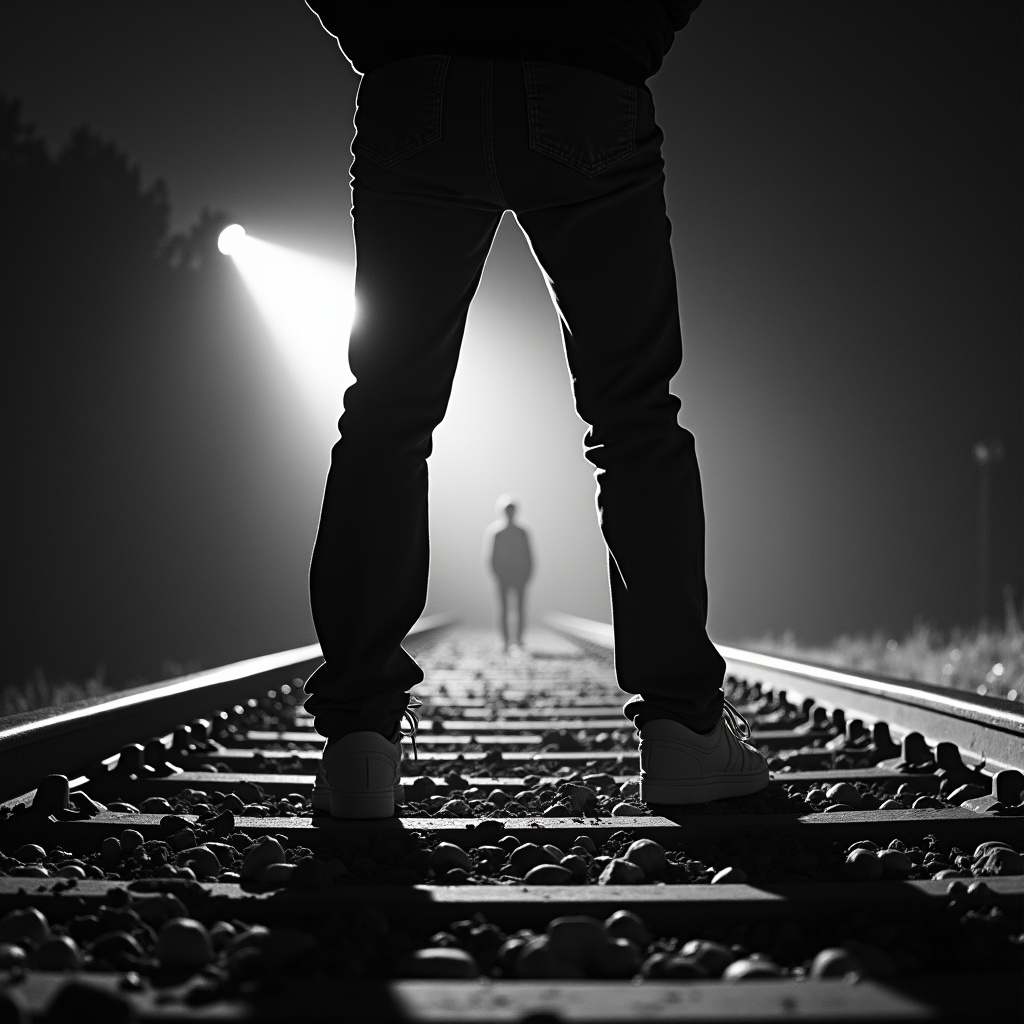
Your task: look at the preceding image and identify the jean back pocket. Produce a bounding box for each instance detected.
[523,60,637,176]
[354,55,450,168]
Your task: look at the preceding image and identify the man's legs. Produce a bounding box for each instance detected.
[513,584,526,647]
[496,582,511,650]
[305,107,504,739]
[502,66,725,731]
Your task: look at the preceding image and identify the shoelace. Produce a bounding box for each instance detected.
[721,697,753,742]
[400,698,423,761]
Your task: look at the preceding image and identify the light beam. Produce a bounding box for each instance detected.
[219,227,355,428]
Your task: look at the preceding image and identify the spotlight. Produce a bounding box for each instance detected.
[217,223,247,255]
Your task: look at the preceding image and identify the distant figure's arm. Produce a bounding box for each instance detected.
[523,530,534,580]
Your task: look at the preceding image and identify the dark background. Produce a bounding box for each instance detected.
[1,1,1021,691]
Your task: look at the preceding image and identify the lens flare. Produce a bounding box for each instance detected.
[217,223,247,255]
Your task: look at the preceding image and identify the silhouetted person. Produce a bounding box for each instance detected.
[303,1,768,819]
[484,495,534,651]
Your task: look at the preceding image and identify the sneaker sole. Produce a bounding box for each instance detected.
[312,784,404,819]
[640,770,769,805]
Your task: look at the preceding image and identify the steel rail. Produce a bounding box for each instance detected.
[0,613,456,804]
[546,612,1024,771]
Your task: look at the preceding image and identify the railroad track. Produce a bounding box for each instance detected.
[0,614,1021,1022]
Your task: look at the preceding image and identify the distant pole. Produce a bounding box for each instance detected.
[972,438,1004,626]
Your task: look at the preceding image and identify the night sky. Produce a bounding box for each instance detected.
[2,1,1021,689]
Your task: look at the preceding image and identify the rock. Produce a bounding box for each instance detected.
[509,843,558,876]
[257,862,297,885]
[878,799,905,810]
[573,835,598,854]
[679,939,736,976]
[159,814,192,835]
[810,947,863,978]
[429,843,472,872]
[619,780,641,800]
[33,936,83,970]
[605,910,650,948]
[723,956,786,980]
[398,947,481,978]
[561,783,598,811]
[559,854,589,881]
[11,844,46,864]
[475,845,506,866]
[711,866,748,884]
[204,842,237,866]
[611,802,643,816]
[132,893,188,926]
[471,819,506,840]
[643,952,709,978]
[843,848,883,881]
[240,836,287,879]
[599,858,645,885]
[236,781,265,804]
[86,930,146,966]
[974,847,1024,876]
[156,918,214,969]
[175,846,221,879]
[825,782,862,809]
[209,921,237,950]
[912,795,943,809]
[10,866,49,878]
[0,943,28,968]
[99,837,122,865]
[546,917,609,967]
[523,863,574,885]
[439,799,471,816]
[876,849,913,878]
[596,936,643,978]
[56,864,86,879]
[205,809,235,838]
[406,776,436,801]
[624,839,667,876]
[167,828,197,852]
[140,797,174,814]
[543,803,572,817]
[514,935,585,979]
[120,829,144,855]
[0,907,50,946]
[973,841,1015,859]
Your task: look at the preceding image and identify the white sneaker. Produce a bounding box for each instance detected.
[639,701,769,804]
[311,730,405,819]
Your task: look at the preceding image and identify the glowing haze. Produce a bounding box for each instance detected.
[220,214,612,629]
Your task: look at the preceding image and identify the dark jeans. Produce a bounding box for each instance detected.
[304,54,726,738]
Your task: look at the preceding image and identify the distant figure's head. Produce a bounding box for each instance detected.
[496,493,518,523]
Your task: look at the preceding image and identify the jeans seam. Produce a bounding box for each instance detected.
[482,58,507,208]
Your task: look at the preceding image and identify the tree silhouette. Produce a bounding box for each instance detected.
[2,97,316,695]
